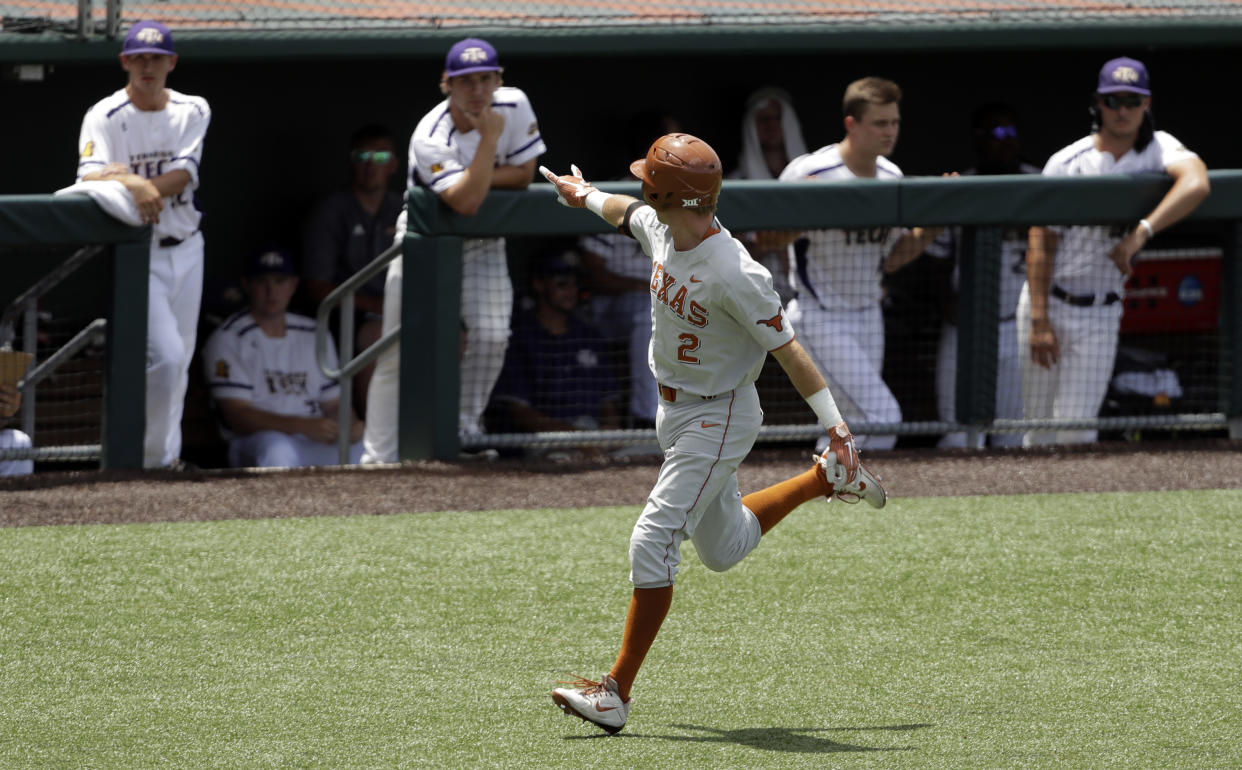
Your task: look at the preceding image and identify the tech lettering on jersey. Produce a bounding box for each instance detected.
[650,263,709,328]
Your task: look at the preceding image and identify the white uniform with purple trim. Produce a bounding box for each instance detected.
[1016,130,1198,445]
[778,144,902,450]
[204,310,363,467]
[362,87,545,462]
[77,87,211,468]
[625,206,795,589]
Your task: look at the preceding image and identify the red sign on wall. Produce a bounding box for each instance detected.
[1121,248,1221,335]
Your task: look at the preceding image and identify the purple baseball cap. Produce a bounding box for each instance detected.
[444,38,501,77]
[122,20,175,56]
[1097,56,1150,95]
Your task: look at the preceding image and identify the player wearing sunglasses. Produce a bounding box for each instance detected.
[1017,56,1210,446]
[302,124,403,416]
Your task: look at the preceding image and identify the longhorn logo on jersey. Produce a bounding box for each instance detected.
[756,311,785,332]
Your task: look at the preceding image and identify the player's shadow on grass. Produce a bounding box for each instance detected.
[569,723,932,752]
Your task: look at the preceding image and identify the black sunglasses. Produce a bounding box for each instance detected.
[1101,93,1145,110]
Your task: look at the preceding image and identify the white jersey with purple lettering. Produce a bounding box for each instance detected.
[77,87,209,242]
[778,144,904,311]
[1042,130,1198,295]
[628,206,794,397]
[204,310,341,441]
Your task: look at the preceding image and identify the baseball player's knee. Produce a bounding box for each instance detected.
[252,431,302,468]
[628,525,681,588]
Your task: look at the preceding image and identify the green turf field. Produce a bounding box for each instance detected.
[2,490,1239,769]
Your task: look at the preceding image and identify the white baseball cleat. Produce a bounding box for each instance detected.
[551,674,631,735]
[815,450,888,509]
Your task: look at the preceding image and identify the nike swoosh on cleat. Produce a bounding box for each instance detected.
[594,703,619,712]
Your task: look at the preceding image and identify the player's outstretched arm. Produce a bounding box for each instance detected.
[539,164,639,228]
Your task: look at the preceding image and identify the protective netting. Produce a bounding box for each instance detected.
[1,244,106,465]
[5,0,1242,34]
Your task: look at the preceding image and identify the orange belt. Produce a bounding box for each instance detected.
[658,384,718,403]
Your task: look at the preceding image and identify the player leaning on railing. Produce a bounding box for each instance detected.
[539,133,886,735]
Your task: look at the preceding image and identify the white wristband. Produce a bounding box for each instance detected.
[1138,218,1155,240]
[585,190,609,217]
[806,387,843,431]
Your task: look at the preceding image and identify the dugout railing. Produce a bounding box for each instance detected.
[0,194,150,469]
[376,171,1242,461]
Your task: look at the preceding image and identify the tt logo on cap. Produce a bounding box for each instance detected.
[135,27,165,44]
[1111,65,1141,84]
[460,47,489,64]
[259,252,284,268]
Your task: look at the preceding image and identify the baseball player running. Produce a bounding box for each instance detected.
[362,37,545,462]
[778,77,941,453]
[540,133,886,735]
[76,20,210,469]
[1018,56,1209,445]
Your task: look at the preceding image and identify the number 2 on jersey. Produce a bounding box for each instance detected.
[677,333,701,364]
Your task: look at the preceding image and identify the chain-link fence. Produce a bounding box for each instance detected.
[6,0,1242,37]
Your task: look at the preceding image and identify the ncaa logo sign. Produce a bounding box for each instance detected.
[459,46,488,64]
[1111,65,1141,84]
[136,27,165,45]
[1177,274,1204,306]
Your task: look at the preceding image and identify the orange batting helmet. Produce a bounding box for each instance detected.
[629,133,722,210]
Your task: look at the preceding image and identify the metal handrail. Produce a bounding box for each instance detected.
[18,318,106,391]
[0,244,109,463]
[0,245,102,348]
[314,239,404,465]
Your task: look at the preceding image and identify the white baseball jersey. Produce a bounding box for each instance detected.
[1043,130,1198,295]
[628,206,794,397]
[779,144,905,310]
[204,310,341,440]
[77,88,210,241]
[408,86,545,198]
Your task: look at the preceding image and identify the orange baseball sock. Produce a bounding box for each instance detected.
[609,585,673,701]
[743,467,830,534]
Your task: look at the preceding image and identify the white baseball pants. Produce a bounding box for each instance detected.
[228,430,364,468]
[629,384,764,589]
[145,232,203,468]
[1016,283,1122,445]
[0,428,33,476]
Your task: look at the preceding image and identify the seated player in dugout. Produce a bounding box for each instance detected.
[488,248,621,451]
[203,248,364,468]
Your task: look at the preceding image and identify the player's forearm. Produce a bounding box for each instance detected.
[1025,227,1057,319]
[771,340,829,399]
[882,227,942,274]
[150,169,192,198]
[441,139,500,215]
[219,400,317,437]
[490,160,537,190]
[595,194,640,229]
[1146,158,1210,233]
